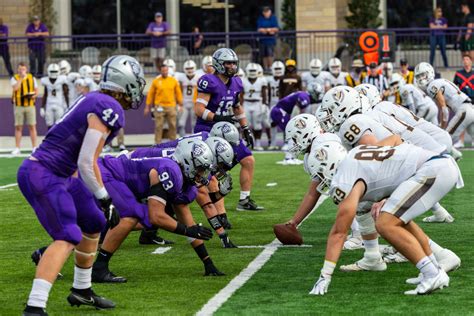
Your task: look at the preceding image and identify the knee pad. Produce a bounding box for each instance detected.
[356,212,377,235]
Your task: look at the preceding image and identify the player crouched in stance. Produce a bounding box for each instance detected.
[92,139,223,283]
[18,55,146,315]
[306,140,463,296]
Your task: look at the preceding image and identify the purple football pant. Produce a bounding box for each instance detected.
[99,163,152,228]
[270,106,290,131]
[194,123,252,162]
[17,159,106,245]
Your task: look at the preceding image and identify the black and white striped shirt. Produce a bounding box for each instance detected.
[363,74,388,93]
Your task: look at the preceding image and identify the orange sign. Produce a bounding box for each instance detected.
[359,31,379,53]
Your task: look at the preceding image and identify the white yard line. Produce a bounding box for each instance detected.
[195,195,328,316]
[0,183,18,190]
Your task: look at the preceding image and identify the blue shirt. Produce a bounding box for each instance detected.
[257,15,279,46]
[0,24,8,46]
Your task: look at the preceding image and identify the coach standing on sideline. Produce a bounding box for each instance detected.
[257,6,279,73]
[0,18,14,77]
[144,63,183,144]
[25,16,49,77]
[146,12,170,70]
[454,54,474,99]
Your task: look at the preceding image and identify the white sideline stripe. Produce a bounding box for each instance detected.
[196,195,328,316]
[237,244,313,249]
[0,183,18,190]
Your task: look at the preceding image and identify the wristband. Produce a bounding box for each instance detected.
[321,260,336,277]
[94,187,109,200]
[202,109,211,120]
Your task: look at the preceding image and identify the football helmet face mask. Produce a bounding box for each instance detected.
[271,61,285,77]
[328,58,342,76]
[285,114,322,156]
[205,137,235,176]
[309,58,322,76]
[173,139,214,185]
[212,48,239,77]
[99,55,146,110]
[183,60,197,76]
[92,64,102,82]
[414,62,435,90]
[304,141,347,194]
[59,60,71,75]
[47,63,60,79]
[355,84,382,107]
[389,73,405,93]
[210,122,240,146]
[245,63,259,79]
[320,86,361,132]
[315,105,335,133]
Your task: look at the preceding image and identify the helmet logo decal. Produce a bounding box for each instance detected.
[359,88,368,96]
[221,124,231,133]
[192,144,204,157]
[332,90,345,102]
[129,61,141,78]
[295,118,306,129]
[314,148,328,161]
[215,142,227,153]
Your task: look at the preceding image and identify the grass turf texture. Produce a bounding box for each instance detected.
[0,152,472,315]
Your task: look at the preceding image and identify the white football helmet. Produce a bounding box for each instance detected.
[315,106,332,132]
[305,141,347,194]
[359,94,372,113]
[183,60,197,76]
[205,136,235,173]
[163,58,176,71]
[309,58,322,76]
[328,57,342,76]
[355,84,382,107]
[319,86,361,132]
[202,55,213,71]
[285,114,322,156]
[47,63,60,79]
[92,64,102,82]
[236,67,245,78]
[383,62,394,78]
[59,60,71,75]
[256,63,264,77]
[414,62,435,90]
[271,61,285,77]
[389,73,405,93]
[307,81,324,102]
[79,65,93,79]
[210,122,240,146]
[173,139,213,184]
[212,48,239,77]
[245,63,259,79]
[99,55,146,109]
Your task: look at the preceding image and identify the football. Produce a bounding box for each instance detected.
[273,223,303,245]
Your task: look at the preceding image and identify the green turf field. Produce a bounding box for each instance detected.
[0,152,473,315]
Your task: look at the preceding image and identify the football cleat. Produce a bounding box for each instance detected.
[23,306,48,316]
[253,146,264,151]
[204,262,225,276]
[139,229,174,245]
[67,288,116,309]
[450,147,463,161]
[219,233,238,248]
[343,234,364,250]
[437,248,461,272]
[236,197,264,211]
[404,269,449,295]
[267,145,279,150]
[92,268,127,283]
[340,256,387,272]
[422,213,454,223]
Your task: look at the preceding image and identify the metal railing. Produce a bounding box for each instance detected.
[0,27,471,77]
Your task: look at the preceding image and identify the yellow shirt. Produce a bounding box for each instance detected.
[146,75,183,107]
[401,71,414,84]
[12,73,36,106]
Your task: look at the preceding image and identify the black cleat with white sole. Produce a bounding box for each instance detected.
[22,305,48,316]
[139,229,174,245]
[92,268,127,283]
[236,197,264,211]
[67,288,115,310]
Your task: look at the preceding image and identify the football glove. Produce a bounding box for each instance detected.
[218,173,233,196]
[213,115,236,123]
[99,197,121,229]
[184,224,213,240]
[309,274,331,295]
[219,233,237,248]
[242,125,255,149]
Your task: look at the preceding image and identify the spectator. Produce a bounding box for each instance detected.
[257,6,279,73]
[345,59,366,87]
[457,3,474,60]
[429,7,449,68]
[363,62,389,97]
[454,54,474,99]
[399,58,414,84]
[0,18,14,77]
[144,64,183,144]
[10,62,38,155]
[278,59,302,98]
[146,12,170,70]
[25,16,49,77]
[190,26,203,55]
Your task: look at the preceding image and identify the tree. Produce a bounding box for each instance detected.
[345,0,382,29]
[29,0,57,34]
[281,0,295,31]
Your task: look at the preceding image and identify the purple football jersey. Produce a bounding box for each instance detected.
[195,74,243,132]
[33,92,125,177]
[100,156,197,204]
[275,91,311,114]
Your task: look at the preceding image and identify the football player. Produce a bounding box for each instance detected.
[195,55,214,78]
[164,58,180,77]
[40,63,69,129]
[92,139,224,283]
[18,55,146,314]
[317,57,348,91]
[241,63,268,150]
[79,65,99,93]
[91,64,102,85]
[306,141,463,295]
[266,61,285,150]
[400,82,439,124]
[59,60,81,105]
[415,62,474,146]
[176,60,199,136]
[301,58,322,89]
[193,48,263,211]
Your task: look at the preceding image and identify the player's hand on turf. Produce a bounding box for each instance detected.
[213,114,236,123]
[309,274,331,295]
[242,125,255,149]
[185,224,213,240]
[219,233,237,248]
[99,197,121,229]
[218,173,233,196]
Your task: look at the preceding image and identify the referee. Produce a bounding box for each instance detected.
[363,62,389,98]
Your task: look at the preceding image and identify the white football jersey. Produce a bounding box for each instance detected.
[400,84,437,114]
[242,77,267,102]
[426,78,470,113]
[84,77,99,92]
[66,72,81,106]
[40,75,68,109]
[301,71,320,89]
[317,71,348,89]
[330,143,434,205]
[373,101,422,127]
[176,72,198,104]
[337,114,392,149]
[266,76,280,106]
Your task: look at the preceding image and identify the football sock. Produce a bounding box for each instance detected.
[429,253,440,268]
[240,191,250,200]
[194,243,209,262]
[94,248,113,269]
[432,203,449,217]
[73,265,92,290]
[363,238,380,255]
[416,256,438,278]
[27,279,52,308]
[429,239,444,255]
[270,127,278,146]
